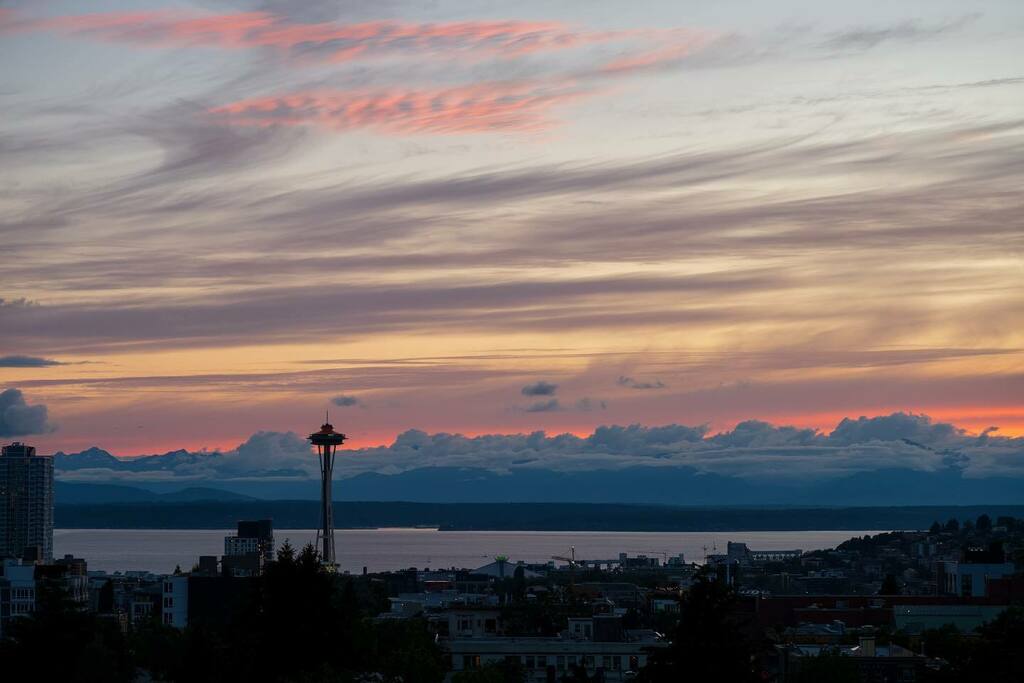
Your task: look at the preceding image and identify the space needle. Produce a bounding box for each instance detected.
[308,416,346,568]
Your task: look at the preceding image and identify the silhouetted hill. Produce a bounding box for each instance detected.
[55,482,255,504]
[54,501,1024,532]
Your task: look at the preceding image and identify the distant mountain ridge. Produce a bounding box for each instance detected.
[54,446,221,472]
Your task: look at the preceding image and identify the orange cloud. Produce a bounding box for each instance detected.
[209,81,588,134]
[5,9,592,62]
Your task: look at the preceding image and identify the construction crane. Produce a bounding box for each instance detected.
[551,545,578,596]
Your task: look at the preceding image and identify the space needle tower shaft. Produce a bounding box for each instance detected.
[308,417,346,567]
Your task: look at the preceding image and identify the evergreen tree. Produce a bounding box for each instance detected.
[639,570,761,682]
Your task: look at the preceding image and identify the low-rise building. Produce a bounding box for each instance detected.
[445,615,665,682]
[0,559,36,637]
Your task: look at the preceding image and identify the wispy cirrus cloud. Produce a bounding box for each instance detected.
[2,9,617,62]
[822,14,980,52]
[0,355,65,368]
[208,81,587,133]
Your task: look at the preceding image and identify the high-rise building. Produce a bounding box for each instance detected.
[0,442,54,563]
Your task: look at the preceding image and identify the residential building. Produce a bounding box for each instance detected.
[937,544,1016,598]
[0,558,36,637]
[224,519,275,564]
[161,575,188,627]
[0,442,54,563]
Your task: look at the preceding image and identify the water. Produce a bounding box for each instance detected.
[54,528,885,575]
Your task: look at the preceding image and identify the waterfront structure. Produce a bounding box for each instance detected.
[0,442,54,563]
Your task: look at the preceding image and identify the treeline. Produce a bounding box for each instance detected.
[55,502,1024,531]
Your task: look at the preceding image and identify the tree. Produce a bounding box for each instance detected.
[944,518,960,532]
[879,574,902,595]
[923,608,1024,681]
[452,661,525,683]
[0,575,131,681]
[98,579,114,613]
[929,520,942,535]
[794,649,859,683]
[977,514,992,532]
[639,570,762,682]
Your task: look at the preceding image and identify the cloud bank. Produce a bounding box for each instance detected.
[51,413,1024,484]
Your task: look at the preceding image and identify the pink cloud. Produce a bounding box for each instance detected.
[599,31,718,75]
[208,81,588,134]
[6,9,592,62]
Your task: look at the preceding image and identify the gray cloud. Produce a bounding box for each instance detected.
[521,381,558,396]
[822,14,980,51]
[575,397,607,411]
[0,355,64,367]
[617,375,666,390]
[829,413,963,446]
[331,395,362,407]
[524,398,561,413]
[0,388,53,437]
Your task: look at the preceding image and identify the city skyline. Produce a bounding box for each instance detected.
[2,0,1023,458]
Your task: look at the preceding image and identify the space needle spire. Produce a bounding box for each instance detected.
[308,416,346,568]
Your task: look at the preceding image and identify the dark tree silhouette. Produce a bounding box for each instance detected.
[793,649,859,683]
[977,514,992,532]
[879,574,902,595]
[639,570,761,682]
[0,575,131,681]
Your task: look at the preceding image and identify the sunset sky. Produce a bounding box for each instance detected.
[2,0,1022,457]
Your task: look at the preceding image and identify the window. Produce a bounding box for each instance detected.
[556,656,565,670]
[525,656,535,668]
[567,656,577,667]
[584,624,592,639]
[961,574,973,597]
[583,656,595,669]
[163,597,173,608]
[463,656,481,669]
[629,656,640,671]
[164,582,173,593]
[163,613,173,625]
[602,656,612,670]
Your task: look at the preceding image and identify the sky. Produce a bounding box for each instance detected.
[1,0,1022,461]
